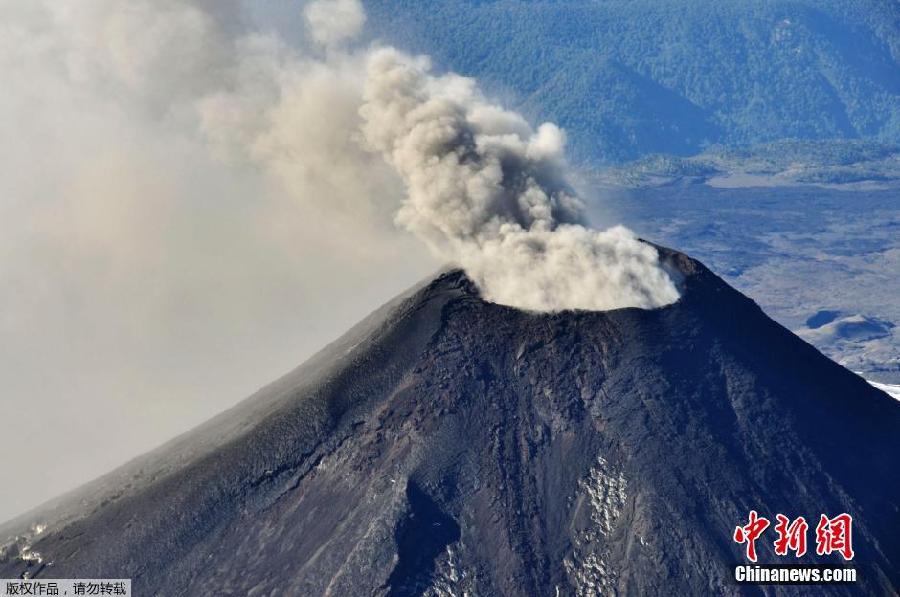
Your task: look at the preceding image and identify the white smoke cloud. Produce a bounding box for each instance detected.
[0,0,424,523]
[359,49,680,311]
[303,0,366,48]
[0,0,677,522]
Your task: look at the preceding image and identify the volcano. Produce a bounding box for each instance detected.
[1,247,898,595]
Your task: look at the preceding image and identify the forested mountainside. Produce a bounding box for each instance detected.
[364,0,900,163]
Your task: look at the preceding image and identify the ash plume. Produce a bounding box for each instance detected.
[360,49,680,311]
[0,0,677,520]
[303,0,366,48]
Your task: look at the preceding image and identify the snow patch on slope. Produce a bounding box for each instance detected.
[867,379,900,401]
[564,457,627,596]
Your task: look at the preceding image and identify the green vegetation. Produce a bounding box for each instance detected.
[364,0,900,163]
[593,139,900,187]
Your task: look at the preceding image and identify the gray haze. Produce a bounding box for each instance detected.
[0,0,674,522]
[0,0,433,523]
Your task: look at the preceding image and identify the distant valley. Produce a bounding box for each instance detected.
[588,181,900,384]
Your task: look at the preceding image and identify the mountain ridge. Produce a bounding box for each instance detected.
[362,0,900,162]
[1,247,898,595]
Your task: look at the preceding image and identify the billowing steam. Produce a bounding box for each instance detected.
[359,49,680,311]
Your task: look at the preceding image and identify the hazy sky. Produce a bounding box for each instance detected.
[0,0,437,523]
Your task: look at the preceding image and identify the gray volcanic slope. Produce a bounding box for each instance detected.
[1,248,898,596]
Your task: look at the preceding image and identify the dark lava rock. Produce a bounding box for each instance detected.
[1,247,898,596]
